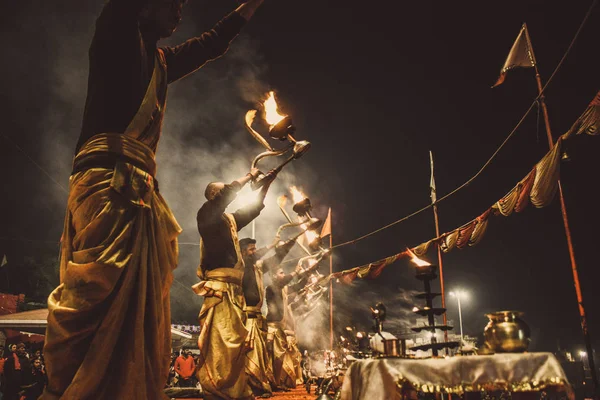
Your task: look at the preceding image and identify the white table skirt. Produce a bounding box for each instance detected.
[340,353,573,400]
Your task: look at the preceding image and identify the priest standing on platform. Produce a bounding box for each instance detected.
[42,0,272,398]
[239,237,296,397]
[266,263,318,390]
[194,168,278,400]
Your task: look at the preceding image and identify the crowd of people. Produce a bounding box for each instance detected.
[0,342,47,400]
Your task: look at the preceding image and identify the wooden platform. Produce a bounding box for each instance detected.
[170,386,315,400]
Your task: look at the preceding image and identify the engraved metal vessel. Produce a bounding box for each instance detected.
[483,311,531,353]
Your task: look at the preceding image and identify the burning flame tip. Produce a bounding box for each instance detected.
[289,186,306,204]
[277,195,288,207]
[407,248,431,267]
[263,91,286,126]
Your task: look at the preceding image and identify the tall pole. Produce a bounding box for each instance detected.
[525,25,598,394]
[329,209,334,350]
[456,294,464,348]
[430,152,448,344]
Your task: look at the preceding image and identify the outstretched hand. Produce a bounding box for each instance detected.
[249,167,261,180]
[258,168,279,194]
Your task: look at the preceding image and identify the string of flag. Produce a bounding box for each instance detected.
[315,90,599,286]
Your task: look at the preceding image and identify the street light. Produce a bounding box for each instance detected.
[580,351,589,369]
[449,290,468,348]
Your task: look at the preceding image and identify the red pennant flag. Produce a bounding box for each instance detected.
[321,208,332,238]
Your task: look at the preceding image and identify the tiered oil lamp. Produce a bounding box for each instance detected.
[408,251,459,356]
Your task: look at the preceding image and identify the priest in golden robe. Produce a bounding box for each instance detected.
[41,0,267,399]
[265,262,318,390]
[194,169,277,400]
[239,237,296,397]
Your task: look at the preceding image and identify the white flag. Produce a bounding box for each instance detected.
[492,23,536,88]
[429,151,437,204]
[0,255,6,267]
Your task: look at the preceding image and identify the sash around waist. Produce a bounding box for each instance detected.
[267,321,285,330]
[72,133,157,177]
[245,306,263,316]
[201,268,243,286]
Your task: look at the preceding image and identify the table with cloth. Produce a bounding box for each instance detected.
[340,352,573,400]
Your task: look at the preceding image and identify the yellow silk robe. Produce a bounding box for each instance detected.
[42,51,182,400]
[193,214,253,400]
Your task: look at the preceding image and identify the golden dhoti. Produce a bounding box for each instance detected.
[268,322,297,389]
[285,330,303,386]
[194,268,253,400]
[42,134,181,399]
[245,309,274,394]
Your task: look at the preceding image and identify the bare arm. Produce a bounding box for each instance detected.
[197,170,257,229]
[261,239,296,272]
[233,168,277,230]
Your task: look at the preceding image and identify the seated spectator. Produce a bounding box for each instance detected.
[22,357,47,400]
[174,350,196,388]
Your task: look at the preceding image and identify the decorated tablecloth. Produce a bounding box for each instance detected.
[340,352,573,400]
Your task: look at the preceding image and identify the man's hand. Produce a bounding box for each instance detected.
[263,168,279,184]
[249,167,261,180]
[258,168,279,198]
[236,168,260,188]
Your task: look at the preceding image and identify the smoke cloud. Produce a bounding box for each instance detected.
[6,1,424,348]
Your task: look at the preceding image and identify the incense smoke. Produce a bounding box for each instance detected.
[7,0,328,322]
[5,2,422,348]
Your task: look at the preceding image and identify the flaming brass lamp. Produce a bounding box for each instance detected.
[245,92,311,190]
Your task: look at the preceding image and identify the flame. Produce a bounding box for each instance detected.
[288,186,319,243]
[277,195,288,208]
[304,227,319,243]
[289,186,306,204]
[263,91,286,126]
[407,248,431,267]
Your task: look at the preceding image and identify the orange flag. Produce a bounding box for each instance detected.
[321,207,332,238]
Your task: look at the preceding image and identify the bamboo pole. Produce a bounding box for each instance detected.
[329,209,334,350]
[430,152,448,345]
[524,24,598,394]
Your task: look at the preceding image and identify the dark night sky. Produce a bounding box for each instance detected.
[1,1,599,354]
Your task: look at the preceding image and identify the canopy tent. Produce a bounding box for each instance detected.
[0,308,192,340]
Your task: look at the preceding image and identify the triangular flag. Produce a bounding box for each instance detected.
[429,151,437,204]
[321,208,332,238]
[492,23,536,88]
[1,255,7,267]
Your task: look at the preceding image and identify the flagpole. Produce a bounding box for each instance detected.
[429,152,448,346]
[329,208,334,350]
[525,25,599,394]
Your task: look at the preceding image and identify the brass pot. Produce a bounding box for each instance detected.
[484,311,531,353]
[383,339,400,357]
